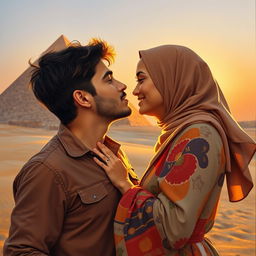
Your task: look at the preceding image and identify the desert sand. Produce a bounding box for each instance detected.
[0,124,255,255]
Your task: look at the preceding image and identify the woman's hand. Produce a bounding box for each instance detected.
[92,142,134,194]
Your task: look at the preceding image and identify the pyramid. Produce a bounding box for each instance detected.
[0,35,151,129]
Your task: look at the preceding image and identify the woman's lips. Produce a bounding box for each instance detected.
[138,98,145,106]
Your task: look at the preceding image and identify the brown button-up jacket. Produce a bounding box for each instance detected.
[3,124,138,256]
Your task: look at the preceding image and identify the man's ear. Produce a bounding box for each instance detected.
[73,90,92,108]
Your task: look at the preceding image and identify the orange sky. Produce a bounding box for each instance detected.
[112,37,256,122]
[0,0,255,121]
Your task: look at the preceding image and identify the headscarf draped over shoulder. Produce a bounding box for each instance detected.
[139,45,255,202]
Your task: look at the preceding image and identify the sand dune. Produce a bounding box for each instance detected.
[0,125,255,255]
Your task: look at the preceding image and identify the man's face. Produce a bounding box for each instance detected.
[91,61,131,121]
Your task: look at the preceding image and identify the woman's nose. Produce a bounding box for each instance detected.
[133,85,139,96]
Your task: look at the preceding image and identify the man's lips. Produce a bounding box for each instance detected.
[120,92,127,100]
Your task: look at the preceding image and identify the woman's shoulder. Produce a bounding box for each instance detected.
[162,122,225,171]
[180,122,221,138]
[172,122,223,150]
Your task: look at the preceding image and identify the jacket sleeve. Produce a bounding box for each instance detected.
[152,124,225,249]
[153,125,225,249]
[3,161,67,256]
[114,124,225,252]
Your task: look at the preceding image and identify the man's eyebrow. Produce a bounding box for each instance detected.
[136,71,145,77]
[102,70,113,80]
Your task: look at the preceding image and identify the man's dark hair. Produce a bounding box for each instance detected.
[29,38,115,125]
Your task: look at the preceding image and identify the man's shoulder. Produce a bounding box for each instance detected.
[29,135,61,166]
[13,135,67,191]
[17,135,62,177]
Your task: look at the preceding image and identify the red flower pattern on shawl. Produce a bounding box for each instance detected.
[158,138,209,185]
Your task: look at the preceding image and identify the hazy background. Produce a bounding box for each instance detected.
[0,2,255,254]
[0,0,255,121]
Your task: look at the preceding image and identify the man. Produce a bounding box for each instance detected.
[4,39,138,255]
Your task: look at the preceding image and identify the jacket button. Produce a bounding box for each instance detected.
[93,194,97,199]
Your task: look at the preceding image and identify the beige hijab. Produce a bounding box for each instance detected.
[140,45,255,202]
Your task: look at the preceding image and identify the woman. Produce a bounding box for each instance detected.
[93,45,255,255]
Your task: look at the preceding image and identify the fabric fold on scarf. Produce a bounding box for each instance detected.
[140,45,255,202]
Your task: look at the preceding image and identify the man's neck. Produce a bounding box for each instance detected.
[67,116,110,150]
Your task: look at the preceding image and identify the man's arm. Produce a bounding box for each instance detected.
[3,161,67,256]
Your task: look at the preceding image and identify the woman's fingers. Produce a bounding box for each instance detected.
[93,157,108,169]
[97,142,115,159]
[92,142,132,194]
[92,147,110,163]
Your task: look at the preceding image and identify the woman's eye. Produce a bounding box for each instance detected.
[136,78,145,84]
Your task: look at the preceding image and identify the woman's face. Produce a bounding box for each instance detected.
[133,59,164,119]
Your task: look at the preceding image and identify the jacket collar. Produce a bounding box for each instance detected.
[57,124,120,157]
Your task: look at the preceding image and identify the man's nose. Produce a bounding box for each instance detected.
[116,80,127,91]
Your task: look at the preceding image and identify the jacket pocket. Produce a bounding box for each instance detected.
[78,182,108,204]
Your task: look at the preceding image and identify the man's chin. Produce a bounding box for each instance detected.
[116,108,132,119]
[109,108,132,122]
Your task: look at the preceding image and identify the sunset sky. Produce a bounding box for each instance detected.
[0,0,255,121]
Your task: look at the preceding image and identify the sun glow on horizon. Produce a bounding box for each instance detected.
[0,1,255,122]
